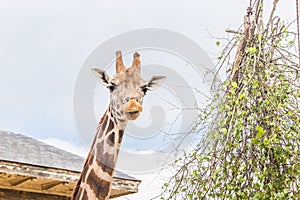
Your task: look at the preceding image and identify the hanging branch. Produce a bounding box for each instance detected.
[162,0,300,199]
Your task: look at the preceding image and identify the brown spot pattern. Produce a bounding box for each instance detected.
[88,151,95,166]
[87,169,110,199]
[106,119,114,135]
[81,189,88,200]
[97,160,114,176]
[118,130,124,144]
[107,132,115,146]
[71,180,82,200]
[96,141,114,175]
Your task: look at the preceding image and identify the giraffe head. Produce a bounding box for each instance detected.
[92,51,166,126]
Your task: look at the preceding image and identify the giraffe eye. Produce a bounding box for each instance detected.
[141,86,148,95]
[108,85,115,92]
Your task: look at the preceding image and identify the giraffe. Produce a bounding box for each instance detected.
[71,51,166,200]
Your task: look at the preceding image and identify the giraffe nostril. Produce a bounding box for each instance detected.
[125,97,130,102]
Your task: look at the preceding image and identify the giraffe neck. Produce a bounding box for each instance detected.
[72,107,127,200]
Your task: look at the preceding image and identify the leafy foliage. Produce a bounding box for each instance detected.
[162,1,300,199]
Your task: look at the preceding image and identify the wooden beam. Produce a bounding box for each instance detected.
[10,177,35,186]
[41,181,68,190]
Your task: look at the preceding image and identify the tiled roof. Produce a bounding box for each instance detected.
[0,130,137,181]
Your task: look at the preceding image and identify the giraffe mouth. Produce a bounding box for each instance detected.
[125,110,141,120]
[126,111,140,115]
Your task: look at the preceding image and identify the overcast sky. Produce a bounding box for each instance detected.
[0,0,296,199]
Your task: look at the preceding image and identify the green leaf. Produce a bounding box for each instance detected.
[231,82,238,88]
[255,125,265,137]
[257,34,262,40]
[268,182,273,189]
[252,79,259,88]
[216,41,221,46]
[263,138,269,146]
[220,128,227,134]
[246,46,257,54]
[192,170,200,178]
[252,138,259,145]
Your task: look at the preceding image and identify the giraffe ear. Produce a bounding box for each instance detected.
[91,68,112,87]
[146,76,166,91]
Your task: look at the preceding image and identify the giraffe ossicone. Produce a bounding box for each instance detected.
[72,51,166,200]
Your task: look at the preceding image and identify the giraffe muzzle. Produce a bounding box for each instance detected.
[125,99,143,120]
